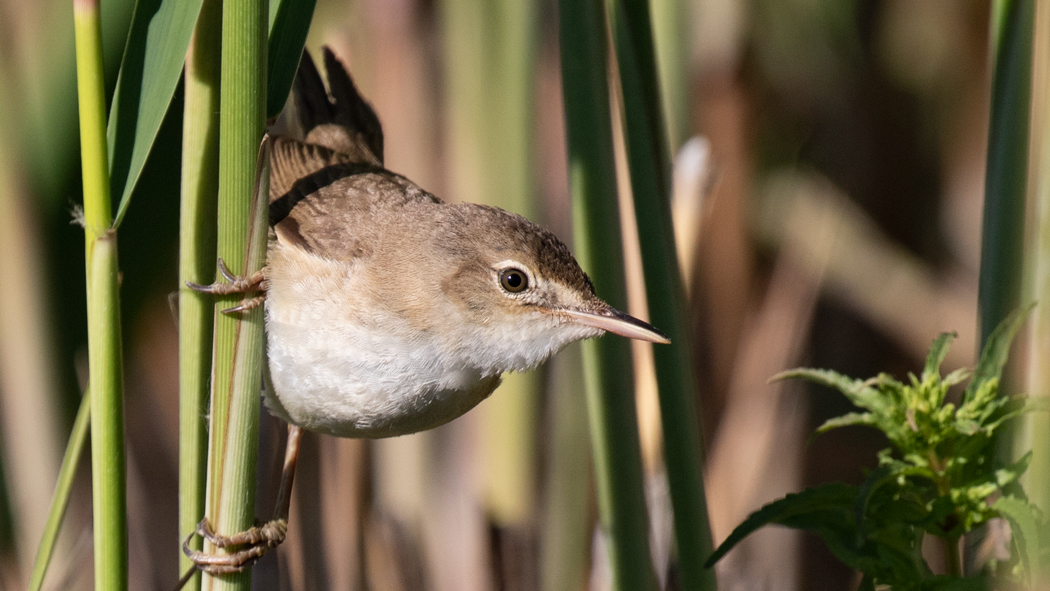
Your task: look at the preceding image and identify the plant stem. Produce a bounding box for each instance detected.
[559,0,657,589]
[606,1,715,588]
[942,535,962,577]
[201,0,267,588]
[265,0,317,119]
[978,0,1034,348]
[1026,3,1050,587]
[929,458,962,576]
[74,0,128,589]
[179,0,222,589]
[646,0,686,152]
[86,227,127,591]
[28,390,91,591]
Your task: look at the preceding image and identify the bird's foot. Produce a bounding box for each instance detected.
[222,295,266,313]
[182,517,288,575]
[186,258,266,314]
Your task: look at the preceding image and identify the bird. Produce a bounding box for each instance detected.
[181,47,669,580]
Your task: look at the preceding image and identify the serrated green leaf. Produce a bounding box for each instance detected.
[995,451,1032,487]
[108,0,206,228]
[923,333,957,379]
[978,396,1039,435]
[871,493,930,526]
[753,318,1038,586]
[705,483,858,567]
[816,412,877,434]
[964,304,1033,403]
[873,373,906,390]
[943,368,971,388]
[908,372,924,390]
[856,466,940,537]
[843,516,928,583]
[266,0,317,118]
[854,466,897,539]
[707,481,934,584]
[994,495,1040,586]
[955,419,980,435]
[775,368,886,413]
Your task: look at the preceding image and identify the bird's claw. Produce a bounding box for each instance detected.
[185,258,267,314]
[181,517,288,575]
[216,258,241,284]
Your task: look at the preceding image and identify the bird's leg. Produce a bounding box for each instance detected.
[186,258,267,314]
[179,425,303,581]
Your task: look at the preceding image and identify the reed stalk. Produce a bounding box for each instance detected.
[265,0,317,119]
[607,0,715,588]
[559,0,657,588]
[200,0,268,588]
[74,0,128,589]
[1023,0,1050,585]
[646,0,686,152]
[28,391,90,591]
[978,0,1034,347]
[179,1,222,589]
[981,0,1036,583]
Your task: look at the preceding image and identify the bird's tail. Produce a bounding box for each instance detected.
[293,47,384,166]
[269,48,384,203]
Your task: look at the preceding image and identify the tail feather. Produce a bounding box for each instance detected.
[292,47,331,133]
[322,48,384,160]
[292,47,384,166]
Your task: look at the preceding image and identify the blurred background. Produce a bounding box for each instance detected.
[0,0,999,589]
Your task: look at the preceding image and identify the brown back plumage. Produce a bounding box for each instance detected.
[266,49,595,304]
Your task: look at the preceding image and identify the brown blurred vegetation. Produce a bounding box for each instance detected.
[0,0,995,589]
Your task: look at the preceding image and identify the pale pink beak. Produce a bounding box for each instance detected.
[560,307,671,344]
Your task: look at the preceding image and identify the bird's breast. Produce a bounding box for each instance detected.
[263,241,501,438]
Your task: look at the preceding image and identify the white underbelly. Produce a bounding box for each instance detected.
[265,316,502,437]
[262,243,502,438]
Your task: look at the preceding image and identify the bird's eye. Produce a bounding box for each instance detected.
[499,268,529,293]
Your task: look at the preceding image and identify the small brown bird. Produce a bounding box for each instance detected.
[182,47,668,579]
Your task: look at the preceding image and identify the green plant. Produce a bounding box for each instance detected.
[559,0,657,588]
[606,0,715,587]
[74,0,128,588]
[706,307,1048,589]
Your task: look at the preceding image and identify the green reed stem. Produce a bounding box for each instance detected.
[647,0,686,152]
[978,0,1034,348]
[559,0,657,589]
[1022,0,1050,585]
[74,1,128,589]
[201,0,267,588]
[179,1,222,588]
[28,390,90,591]
[607,0,716,588]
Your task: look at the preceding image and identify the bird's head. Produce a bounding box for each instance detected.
[436,205,669,374]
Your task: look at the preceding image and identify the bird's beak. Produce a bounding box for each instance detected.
[560,306,671,344]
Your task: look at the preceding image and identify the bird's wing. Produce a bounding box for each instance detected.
[272,164,440,263]
[269,137,352,203]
